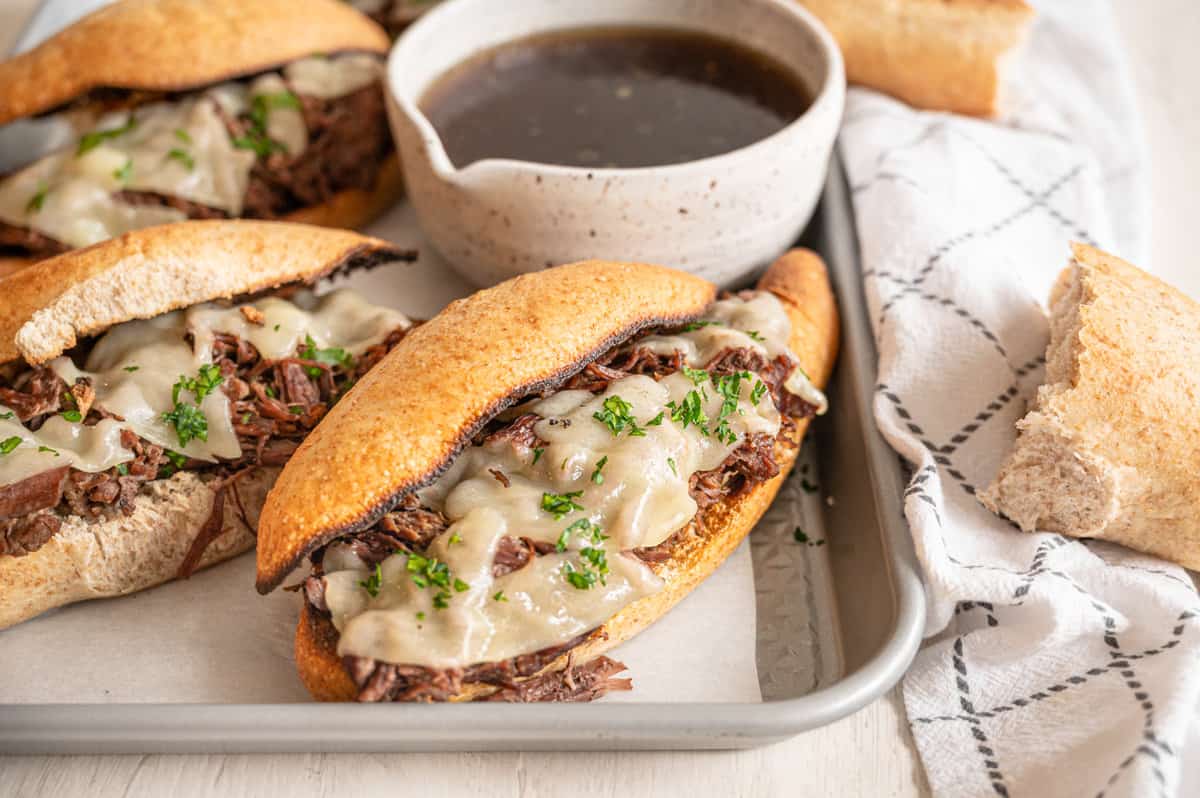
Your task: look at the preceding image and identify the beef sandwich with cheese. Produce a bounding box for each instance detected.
[0,0,399,275]
[0,220,416,630]
[255,249,839,702]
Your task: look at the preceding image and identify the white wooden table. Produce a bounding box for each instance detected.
[1,1,1195,795]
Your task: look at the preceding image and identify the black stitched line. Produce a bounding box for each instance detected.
[951,637,1011,797]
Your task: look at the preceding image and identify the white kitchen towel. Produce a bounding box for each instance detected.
[838,1,1200,796]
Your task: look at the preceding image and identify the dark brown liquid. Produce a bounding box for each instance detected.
[420,27,812,169]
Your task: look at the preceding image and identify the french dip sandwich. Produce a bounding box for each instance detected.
[0,0,399,275]
[0,220,416,630]
[256,249,838,702]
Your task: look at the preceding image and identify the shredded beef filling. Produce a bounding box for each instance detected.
[312,321,820,703]
[3,74,390,259]
[0,323,411,561]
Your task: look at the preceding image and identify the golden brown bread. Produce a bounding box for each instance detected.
[281,248,840,701]
[981,243,1200,569]
[0,219,412,366]
[0,468,275,631]
[255,260,722,592]
[799,0,1034,117]
[0,0,388,125]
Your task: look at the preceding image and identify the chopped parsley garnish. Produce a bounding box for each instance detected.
[746,330,766,342]
[264,385,276,399]
[113,158,133,183]
[667,457,677,476]
[77,117,136,156]
[683,320,722,332]
[116,463,129,476]
[416,611,426,621]
[448,532,462,546]
[541,490,584,520]
[406,553,463,609]
[668,389,708,434]
[580,546,609,583]
[593,394,645,437]
[273,324,281,332]
[493,591,507,602]
[123,365,140,373]
[359,563,383,597]
[793,527,809,543]
[172,363,224,404]
[557,518,606,552]
[715,420,738,445]
[240,412,252,424]
[532,447,544,464]
[25,183,48,214]
[165,450,187,468]
[61,410,83,423]
[453,578,470,593]
[432,590,450,610]
[750,380,768,405]
[0,411,10,420]
[0,436,21,455]
[161,402,207,447]
[37,445,58,456]
[681,366,709,385]
[563,561,598,590]
[301,334,354,377]
[174,128,193,145]
[233,92,299,158]
[645,411,665,426]
[167,148,195,171]
[590,456,608,485]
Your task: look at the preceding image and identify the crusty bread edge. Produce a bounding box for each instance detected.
[800,0,1034,117]
[2,219,412,366]
[0,467,277,631]
[292,248,839,701]
[0,0,388,125]
[255,262,720,593]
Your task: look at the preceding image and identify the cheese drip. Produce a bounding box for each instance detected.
[0,289,408,484]
[322,292,821,670]
[0,54,382,248]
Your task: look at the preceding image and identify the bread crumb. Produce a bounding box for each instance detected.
[240,305,265,325]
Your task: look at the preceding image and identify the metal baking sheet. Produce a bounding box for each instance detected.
[0,1,924,752]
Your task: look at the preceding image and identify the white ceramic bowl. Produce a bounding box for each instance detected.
[386,0,844,288]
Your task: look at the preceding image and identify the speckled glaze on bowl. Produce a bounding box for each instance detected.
[386,0,844,288]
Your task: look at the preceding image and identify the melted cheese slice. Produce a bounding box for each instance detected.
[0,55,379,248]
[322,292,820,669]
[0,289,408,482]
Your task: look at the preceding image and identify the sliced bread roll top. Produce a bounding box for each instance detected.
[980,243,1200,568]
[254,261,722,592]
[0,219,413,366]
[0,0,389,125]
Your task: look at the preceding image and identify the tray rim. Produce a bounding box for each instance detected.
[0,0,925,753]
[0,163,924,754]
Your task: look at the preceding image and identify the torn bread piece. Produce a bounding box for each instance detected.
[981,243,1200,569]
[256,249,839,702]
[0,220,416,629]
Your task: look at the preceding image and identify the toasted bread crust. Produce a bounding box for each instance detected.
[800,0,1033,117]
[255,261,721,592]
[982,243,1200,569]
[0,0,388,125]
[0,220,412,366]
[0,467,276,631]
[290,248,839,701]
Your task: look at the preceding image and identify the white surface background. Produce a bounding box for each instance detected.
[1,1,1197,795]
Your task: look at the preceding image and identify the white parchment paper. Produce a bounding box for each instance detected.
[0,203,762,704]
